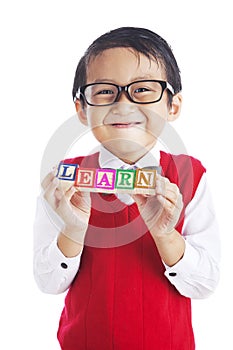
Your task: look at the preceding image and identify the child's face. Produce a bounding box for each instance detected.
[76,48,182,163]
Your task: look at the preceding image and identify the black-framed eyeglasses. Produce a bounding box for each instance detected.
[74,80,175,106]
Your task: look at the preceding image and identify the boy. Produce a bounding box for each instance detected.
[34,27,220,350]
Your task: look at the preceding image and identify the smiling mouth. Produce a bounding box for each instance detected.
[110,122,142,128]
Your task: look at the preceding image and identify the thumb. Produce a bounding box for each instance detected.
[65,186,77,202]
[70,189,91,211]
[131,194,147,208]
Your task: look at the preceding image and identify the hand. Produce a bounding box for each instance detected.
[42,169,91,243]
[132,174,183,237]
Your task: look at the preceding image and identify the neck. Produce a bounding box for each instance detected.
[103,141,156,165]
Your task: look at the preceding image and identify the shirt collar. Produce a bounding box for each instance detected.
[99,145,161,170]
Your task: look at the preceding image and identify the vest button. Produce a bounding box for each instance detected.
[169,272,177,277]
[61,262,68,269]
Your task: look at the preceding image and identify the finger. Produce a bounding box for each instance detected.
[55,183,74,201]
[56,186,77,214]
[157,192,183,219]
[41,172,54,191]
[155,175,167,196]
[131,194,148,208]
[156,193,167,208]
[43,176,59,203]
[71,190,91,213]
[41,167,58,190]
[166,188,183,209]
[156,178,180,202]
[176,192,184,211]
[65,186,77,202]
[163,187,181,206]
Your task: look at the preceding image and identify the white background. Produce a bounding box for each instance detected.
[0,0,232,349]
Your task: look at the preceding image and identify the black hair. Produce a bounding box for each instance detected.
[72,27,182,105]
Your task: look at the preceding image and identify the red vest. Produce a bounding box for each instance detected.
[57,151,205,350]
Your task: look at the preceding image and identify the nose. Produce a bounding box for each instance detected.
[111,90,137,115]
[111,100,137,115]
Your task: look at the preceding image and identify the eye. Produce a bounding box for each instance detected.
[95,89,115,95]
[134,87,150,93]
[89,84,117,97]
[130,81,162,103]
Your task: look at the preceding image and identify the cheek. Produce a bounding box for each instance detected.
[85,111,107,143]
[86,115,102,132]
[143,108,167,138]
[86,107,109,127]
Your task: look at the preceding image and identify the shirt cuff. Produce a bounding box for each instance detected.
[47,238,83,271]
[163,240,200,281]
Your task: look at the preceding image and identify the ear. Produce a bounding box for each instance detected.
[75,99,88,126]
[167,93,182,122]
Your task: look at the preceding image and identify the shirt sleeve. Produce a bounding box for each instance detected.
[33,195,82,294]
[163,173,221,299]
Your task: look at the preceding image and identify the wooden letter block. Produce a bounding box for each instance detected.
[95,169,116,192]
[115,169,136,191]
[57,163,77,181]
[134,169,156,193]
[57,164,157,195]
[75,168,95,189]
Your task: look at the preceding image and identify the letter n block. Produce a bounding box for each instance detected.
[115,169,136,191]
[57,163,78,181]
[75,168,95,189]
[134,169,156,193]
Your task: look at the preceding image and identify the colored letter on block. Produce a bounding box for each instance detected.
[57,163,77,181]
[57,164,157,194]
[95,169,116,191]
[75,168,95,188]
[115,169,136,190]
[135,169,156,189]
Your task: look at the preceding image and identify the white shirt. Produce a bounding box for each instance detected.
[33,146,220,299]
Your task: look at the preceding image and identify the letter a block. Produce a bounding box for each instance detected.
[95,169,116,192]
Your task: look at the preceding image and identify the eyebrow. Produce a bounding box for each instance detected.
[92,75,162,84]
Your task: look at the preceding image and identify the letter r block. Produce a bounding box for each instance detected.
[115,169,136,190]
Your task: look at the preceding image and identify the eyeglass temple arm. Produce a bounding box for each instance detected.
[166,82,175,95]
[74,89,82,103]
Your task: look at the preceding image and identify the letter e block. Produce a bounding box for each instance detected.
[75,168,95,189]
